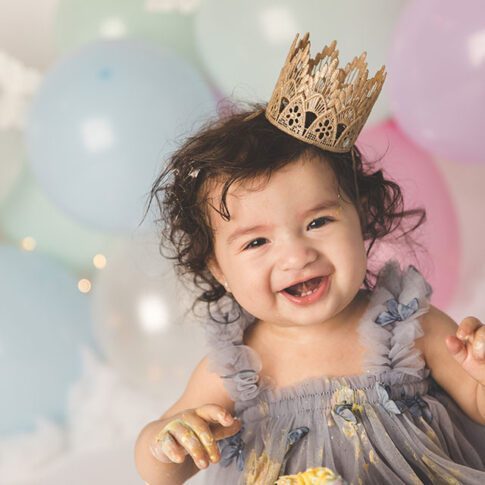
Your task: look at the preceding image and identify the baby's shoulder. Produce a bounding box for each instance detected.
[416,304,457,359]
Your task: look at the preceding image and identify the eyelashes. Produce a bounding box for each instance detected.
[307,216,334,230]
[242,216,335,251]
[244,238,267,250]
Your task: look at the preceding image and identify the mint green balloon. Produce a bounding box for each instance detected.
[0,130,24,207]
[195,0,407,124]
[0,167,120,276]
[55,0,200,66]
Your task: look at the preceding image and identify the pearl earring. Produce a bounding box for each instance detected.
[224,281,231,292]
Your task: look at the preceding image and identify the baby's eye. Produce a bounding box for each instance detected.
[242,217,333,250]
[243,238,267,250]
[307,216,334,230]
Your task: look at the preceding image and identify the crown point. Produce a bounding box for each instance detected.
[265,33,386,153]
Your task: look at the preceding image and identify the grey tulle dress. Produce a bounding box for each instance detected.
[200,260,485,484]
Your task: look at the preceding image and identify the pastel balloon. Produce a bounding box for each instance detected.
[429,158,485,317]
[0,168,118,276]
[388,0,485,164]
[55,0,200,67]
[91,231,205,394]
[195,0,407,125]
[0,0,57,68]
[0,130,25,206]
[26,39,217,233]
[0,245,95,435]
[358,120,460,309]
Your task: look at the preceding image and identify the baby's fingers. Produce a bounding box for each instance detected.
[194,403,236,427]
[212,417,242,441]
[457,317,482,342]
[167,419,211,469]
[150,429,187,464]
[194,403,242,441]
[471,325,485,361]
[179,412,222,464]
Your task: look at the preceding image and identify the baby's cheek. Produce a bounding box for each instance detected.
[232,276,265,306]
[340,246,367,292]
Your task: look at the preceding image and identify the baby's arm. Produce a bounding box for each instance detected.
[134,355,238,485]
[419,305,485,425]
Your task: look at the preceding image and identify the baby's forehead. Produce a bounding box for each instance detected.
[205,157,339,223]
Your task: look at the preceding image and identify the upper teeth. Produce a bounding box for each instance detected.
[287,278,322,297]
[298,288,317,297]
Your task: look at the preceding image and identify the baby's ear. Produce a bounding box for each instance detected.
[207,257,224,286]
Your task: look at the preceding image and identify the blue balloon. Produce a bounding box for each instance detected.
[26,39,217,233]
[0,246,95,435]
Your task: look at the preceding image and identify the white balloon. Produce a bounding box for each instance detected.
[195,0,406,125]
[0,0,59,68]
[91,230,205,394]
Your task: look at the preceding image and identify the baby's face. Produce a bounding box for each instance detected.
[207,154,367,330]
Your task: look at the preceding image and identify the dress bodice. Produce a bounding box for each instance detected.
[200,260,485,484]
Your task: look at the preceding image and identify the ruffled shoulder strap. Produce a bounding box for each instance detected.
[201,296,268,407]
[357,259,433,378]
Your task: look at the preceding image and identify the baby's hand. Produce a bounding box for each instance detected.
[149,404,242,470]
[445,316,485,386]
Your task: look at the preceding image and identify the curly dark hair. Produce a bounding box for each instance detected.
[143,101,426,315]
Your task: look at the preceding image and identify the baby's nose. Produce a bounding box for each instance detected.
[277,239,319,271]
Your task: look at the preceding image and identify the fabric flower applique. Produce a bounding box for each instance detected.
[333,403,360,424]
[375,382,402,415]
[279,426,310,475]
[287,426,310,446]
[330,386,363,424]
[218,428,246,471]
[395,392,433,424]
[375,297,419,326]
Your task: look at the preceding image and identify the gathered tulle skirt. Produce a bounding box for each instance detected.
[204,372,485,485]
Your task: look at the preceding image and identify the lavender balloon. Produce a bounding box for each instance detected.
[388,0,485,164]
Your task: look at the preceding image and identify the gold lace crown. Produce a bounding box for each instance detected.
[265,33,386,153]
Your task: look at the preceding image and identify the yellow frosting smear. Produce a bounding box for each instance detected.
[276,466,343,484]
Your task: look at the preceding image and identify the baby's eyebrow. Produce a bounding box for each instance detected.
[226,199,340,245]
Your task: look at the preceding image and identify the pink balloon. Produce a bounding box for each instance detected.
[388,0,485,164]
[358,120,461,309]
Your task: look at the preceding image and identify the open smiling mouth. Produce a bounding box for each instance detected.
[280,276,329,304]
[284,277,323,297]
